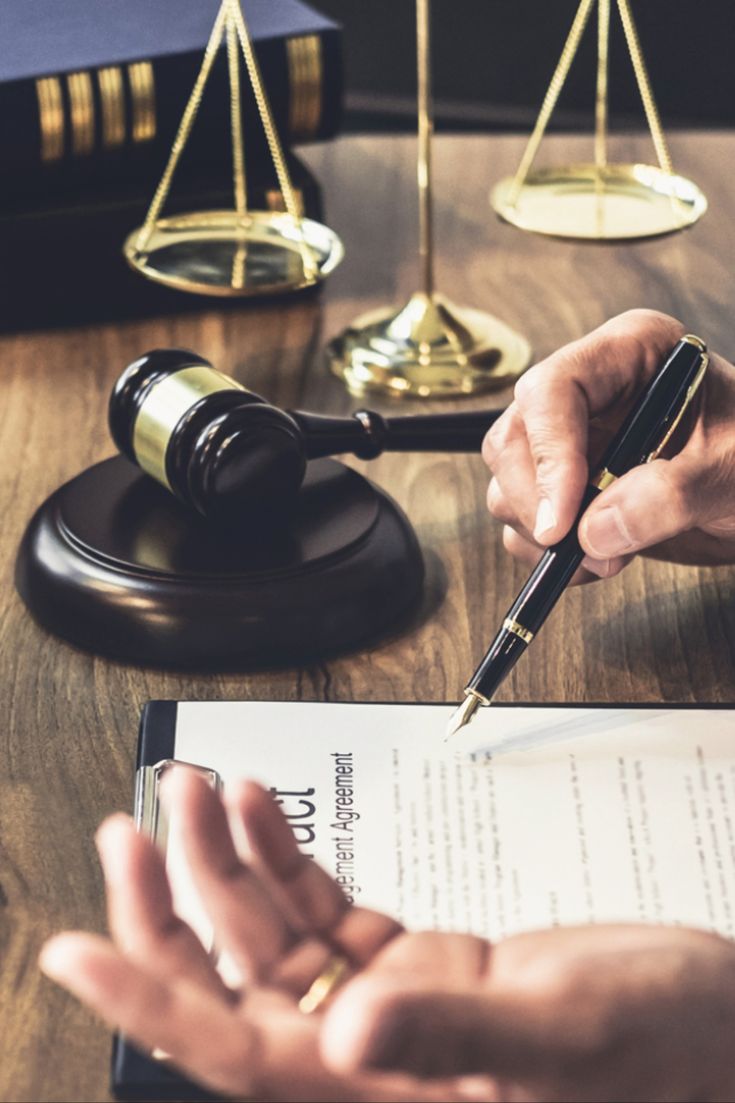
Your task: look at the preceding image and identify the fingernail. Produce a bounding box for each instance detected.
[582,506,635,557]
[534,497,556,540]
[38,937,70,980]
[39,936,104,1004]
[95,815,126,854]
[95,816,130,882]
[158,765,190,809]
[39,935,85,986]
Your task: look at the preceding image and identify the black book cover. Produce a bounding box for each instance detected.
[0,148,324,331]
[1,0,342,203]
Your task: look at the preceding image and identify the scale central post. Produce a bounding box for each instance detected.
[327,0,530,399]
[417,0,434,302]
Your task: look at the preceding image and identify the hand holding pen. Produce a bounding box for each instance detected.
[447,309,735,736]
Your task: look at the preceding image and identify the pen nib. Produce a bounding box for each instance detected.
[444,692,483,740]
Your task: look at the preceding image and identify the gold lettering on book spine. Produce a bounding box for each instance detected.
[286,35,322,140]
[128,61,156,142]
[67,71,95,155]
[36,76,64,161]
[98,66,126,147]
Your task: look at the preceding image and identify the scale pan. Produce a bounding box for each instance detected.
[491,162,707,241]
[124,209,344,297]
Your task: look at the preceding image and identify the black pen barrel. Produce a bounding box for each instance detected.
[507,484,600,632]
[598,337,705,474]
[468,628,528,700]
[470,485,599,700]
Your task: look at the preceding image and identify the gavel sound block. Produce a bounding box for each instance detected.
[16,351,501,669]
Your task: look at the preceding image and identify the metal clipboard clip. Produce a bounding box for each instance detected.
[135,758,222,852]
[133,759,224,1064]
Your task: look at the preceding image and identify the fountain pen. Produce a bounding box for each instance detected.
[446,333,709,740]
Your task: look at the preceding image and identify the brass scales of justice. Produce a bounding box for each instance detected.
[491,0,707,241]
[327,0,531,399]
[124,0,343,296]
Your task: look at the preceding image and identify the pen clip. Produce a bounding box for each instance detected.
[646,335,708,463]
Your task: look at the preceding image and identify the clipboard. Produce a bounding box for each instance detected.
[112,702,226,1102]
[112,697,735,1100]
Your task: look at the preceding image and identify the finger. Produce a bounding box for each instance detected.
[234,780,403,966]
[39,932,259,1098]
[271,937,338,997]
[321,982,587,1083]
[40,935,464,1103]
[510,310,686,544]
[486,478,533,537]
[520,310,686,420]
[96,814,226,997]
[512,371,589,544]
[486,422,622,539]
[578,456,700,560]
[502,525,627,583]
[166,770,293,982]
[358,930,490,988]
[482,411,541,536]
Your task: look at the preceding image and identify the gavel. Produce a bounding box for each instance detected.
[109,349,503,518]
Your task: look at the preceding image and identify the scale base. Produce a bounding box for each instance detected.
[123,209,344,297]
[15,456,423,670]
[491,162,708,241]
[327,291,531,399]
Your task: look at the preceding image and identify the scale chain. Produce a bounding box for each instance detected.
[508,0,674,206]
[229,0,316,277]
[508,0,596,204]
[616,0,673,175]
[135,1,228,251]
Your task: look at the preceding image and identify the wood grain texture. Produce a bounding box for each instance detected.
[2,131,735,1102]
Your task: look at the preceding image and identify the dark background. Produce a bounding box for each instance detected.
[310,1,735,131]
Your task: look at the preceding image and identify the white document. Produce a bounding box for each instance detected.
[169,701,735,941]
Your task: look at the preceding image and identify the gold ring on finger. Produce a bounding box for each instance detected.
[298,954,350,1015]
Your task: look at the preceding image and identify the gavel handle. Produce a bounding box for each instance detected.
[290,408,503,461]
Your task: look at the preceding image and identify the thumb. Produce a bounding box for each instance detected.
[579,457,699,560]
[320,980,577,1081]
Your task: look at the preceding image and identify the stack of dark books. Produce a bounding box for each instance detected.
[0,0,343,330]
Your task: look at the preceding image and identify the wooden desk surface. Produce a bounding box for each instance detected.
[2,131,735,1102]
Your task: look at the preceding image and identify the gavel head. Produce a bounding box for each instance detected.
[109,349,307,519]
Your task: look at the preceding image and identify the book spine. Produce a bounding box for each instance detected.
[0,27,342,202]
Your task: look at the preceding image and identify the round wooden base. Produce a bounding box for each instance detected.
[16,456,424,669]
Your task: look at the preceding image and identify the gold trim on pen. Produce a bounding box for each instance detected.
[503,618,534,644]
[647,338,709,463]
[463,687,490,705]
[67,70,95,155]
[36,76,65,161]
[591,467,617,490]
[128,61,156,142]
[681,333,707,354]
[98,66,126,148]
